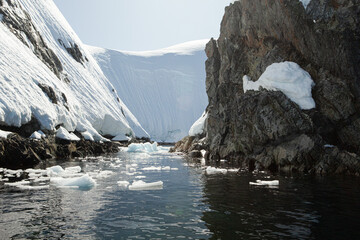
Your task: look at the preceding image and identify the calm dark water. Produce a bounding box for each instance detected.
[0,148,359,239]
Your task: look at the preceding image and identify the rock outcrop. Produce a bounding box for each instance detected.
[174,0,360,175]
[0,133,121,169]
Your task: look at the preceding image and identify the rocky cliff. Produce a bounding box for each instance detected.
[174,0,360,175]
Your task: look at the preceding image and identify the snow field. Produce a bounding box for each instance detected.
[88,40,209,142]
[0,0,146,140]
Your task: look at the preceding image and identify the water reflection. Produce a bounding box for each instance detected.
[1,152,360,240]
[201,174,360,239]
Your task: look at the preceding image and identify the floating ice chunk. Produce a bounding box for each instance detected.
[5,169,23,175]
[33,176,50,182]
[117,181,129,188]
[50,174,96,189]
[205,166,227,175]
[135,176,146,179]
[56,127,80,141]
[129,180,163,191]
[0,129,12,139]
[95,170,114,179]
[162,166,171,171]
[249,180,279,186]
[243,62,315,110]
[141,166,162,171]
[171,168,179,171]
[47,166,65,175]
[65,166,82,173]
[5,179,49,190]
[5,180,30,186]
[189,112,207,136]
[127,142,158,153]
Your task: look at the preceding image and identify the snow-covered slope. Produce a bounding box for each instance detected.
[0,0,148,140]
[87,40,208,142]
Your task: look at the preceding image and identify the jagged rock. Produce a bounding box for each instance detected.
[189,150,202,158]
[38,83,58,104]
[58,39,86,64]
[176,0,360,175]
[206,90,313,162]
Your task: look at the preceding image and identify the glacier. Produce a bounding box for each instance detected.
[0,0,148,139]
[87,40,209,142]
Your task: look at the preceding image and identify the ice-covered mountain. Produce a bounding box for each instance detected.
[0,0,148,140]
[87,40,209,142]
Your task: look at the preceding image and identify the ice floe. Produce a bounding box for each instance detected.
[249,180,279,186]
[127,142,159,153]
[50,174,96,189]
[128,180,163,191]
[117,181,130,188]
[205,166,239,175]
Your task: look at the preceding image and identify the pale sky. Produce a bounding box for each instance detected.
[53,0,232,51]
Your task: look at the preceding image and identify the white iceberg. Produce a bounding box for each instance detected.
[117,181,130,188]
[249,180,279,186]
[205,166,228,175]
[127,142,158,153]
[128,180,163,191]
[50,174,96,189]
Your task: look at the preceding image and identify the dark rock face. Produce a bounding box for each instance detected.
[0,117,41,138]
[0,133,122,169]
[0,0,64,79]
[176,0,360,175]
[58,39,87,65]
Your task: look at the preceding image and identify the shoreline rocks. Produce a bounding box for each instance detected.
[0,133,121,170]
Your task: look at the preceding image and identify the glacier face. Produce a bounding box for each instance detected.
[0,0,148,139]
[87,40,209,142]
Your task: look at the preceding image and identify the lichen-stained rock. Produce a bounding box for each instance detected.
[206,90,314,162]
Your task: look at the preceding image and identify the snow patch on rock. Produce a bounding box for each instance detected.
[56,127,80,141]
[243,61,315,110]
[189,111,207,136]
[0,129,13,139]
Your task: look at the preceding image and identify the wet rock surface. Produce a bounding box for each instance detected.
[0,133,122,169]
[175,0,360,175]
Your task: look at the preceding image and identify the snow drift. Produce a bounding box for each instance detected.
[87,40,209,142]
[0,0,148,139]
